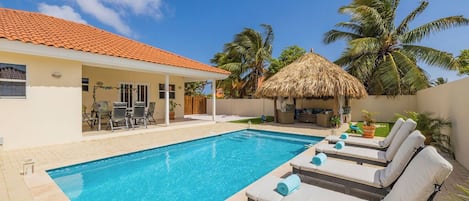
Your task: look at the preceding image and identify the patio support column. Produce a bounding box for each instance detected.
[211,80,216,121]
[165,74,170,126]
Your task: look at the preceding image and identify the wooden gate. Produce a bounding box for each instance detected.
[184,96,206,115]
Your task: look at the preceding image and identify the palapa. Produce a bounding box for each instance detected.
[256,52,367,99]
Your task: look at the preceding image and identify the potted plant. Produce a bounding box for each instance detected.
[395,111,452,146]
[169,100,181,120]
[361,109,377,138]
[330,115,341,128]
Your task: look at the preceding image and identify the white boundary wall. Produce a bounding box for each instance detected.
[207,99,275,117]
[350,95,417,122]
[416,77,469,169]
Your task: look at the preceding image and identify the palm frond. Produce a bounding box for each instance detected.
[396,1,429,35]
[260,24,274,51]
[323,30,363,44]
[335,22,362,34]
[392,51,429,92]
[343,5,386,34]
[373,53,401,95]
[401,16,469,43]
[403,45,459,70]
[347,37,381,56]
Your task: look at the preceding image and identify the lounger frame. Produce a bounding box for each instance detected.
[327,140,387,151]
[315,150,388,166]
[292,167,390,196]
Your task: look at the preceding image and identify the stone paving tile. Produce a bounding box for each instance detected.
[0,122,467,201]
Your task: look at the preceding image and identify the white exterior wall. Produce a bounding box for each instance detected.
[0,52,82,149]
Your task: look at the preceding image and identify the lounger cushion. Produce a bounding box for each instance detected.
[290,155,382,188]
[325,135,382,148]
[383,147,453,201]
[315,144,387,163]
[378,131,425,187]
[384,118,417,161]
[246,175,366,201]
[379,118,405,147]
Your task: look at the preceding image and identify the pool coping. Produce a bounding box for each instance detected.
[22,126,329,201]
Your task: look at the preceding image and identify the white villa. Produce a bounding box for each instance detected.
[0,8,229,149]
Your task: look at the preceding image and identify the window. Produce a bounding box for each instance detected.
[136,84,149,107]
[119,83,149,108]
[120,83,133,108]
[159,83,175,99]
[0,63,26,98]
[82,78,89,92]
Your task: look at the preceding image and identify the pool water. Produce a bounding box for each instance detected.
[47,129,323,201]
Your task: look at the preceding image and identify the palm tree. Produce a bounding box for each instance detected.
[266,45,306,79]
[457,49,469,75]
[324,0,469,95]
[212,24,274,97]
[430,77,448,87]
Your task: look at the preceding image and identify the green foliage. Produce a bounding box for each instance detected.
[394,111,452,155]
[169,100,181,112]
[211,24,274,98]
[229,116,275,124]
[361,109,377,126]
[430,77,448,87]
[330,115,342,128]
[266,45,306,78]
[458,49,469,75]
[184,81,207,96]
[325,0,468,95]
[448,179,469,201]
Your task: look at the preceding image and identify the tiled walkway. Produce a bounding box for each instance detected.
[0,122,467,201]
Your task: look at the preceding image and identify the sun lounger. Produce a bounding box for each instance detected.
[290,131,425,195]
[246,175,366,201]
[316,119,417,166]
[246,146,452,201]
[326,118,405,150]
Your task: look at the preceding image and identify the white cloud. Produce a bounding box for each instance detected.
[76,0,132,36]
[38,3,87,24]
[104,0,164,19]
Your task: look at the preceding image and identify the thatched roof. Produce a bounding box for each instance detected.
[256,52,367,99]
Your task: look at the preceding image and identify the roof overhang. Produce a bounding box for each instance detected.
[0,39,229,81]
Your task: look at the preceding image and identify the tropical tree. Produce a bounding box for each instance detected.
[324,0,469,95]
[184,81,206,96]
[266,45,306,79]
[212,24,274,97]
[430,77,448,87]
[457,49,469,75]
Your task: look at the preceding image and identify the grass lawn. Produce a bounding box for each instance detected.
[346,122,394,137]
[229,116,275,124]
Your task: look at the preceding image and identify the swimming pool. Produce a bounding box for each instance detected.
[47,129,323,201]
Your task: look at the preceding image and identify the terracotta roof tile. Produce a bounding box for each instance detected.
[0,8,229,75]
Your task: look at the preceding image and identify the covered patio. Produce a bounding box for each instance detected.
[80,64,228,135]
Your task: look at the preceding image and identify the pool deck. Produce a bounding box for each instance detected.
[0,122,467,201]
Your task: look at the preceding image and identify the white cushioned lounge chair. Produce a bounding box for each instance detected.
[290,131,424,195]
[326,118,405,150]
[316,119,417,166]
[246,146,452,201]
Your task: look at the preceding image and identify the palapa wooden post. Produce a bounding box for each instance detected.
[333,96,340,116]
[274,97,278,123]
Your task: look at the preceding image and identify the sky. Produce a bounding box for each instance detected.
[1,0,469,83]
